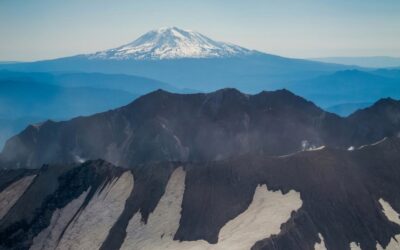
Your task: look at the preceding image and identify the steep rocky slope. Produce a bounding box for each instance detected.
[1,137,400,250]
[2,88,400,169]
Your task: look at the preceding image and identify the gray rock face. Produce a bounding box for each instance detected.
[2,88,400,169]
[0,160,125,250]
[1,137,400,250]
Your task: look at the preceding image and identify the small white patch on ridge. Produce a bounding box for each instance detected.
[350,242,362,249]
[359,137,388,149]
[308,146,325,151]
[73,154,86,164]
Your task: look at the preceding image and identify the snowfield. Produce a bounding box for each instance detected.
[89,27,253,60]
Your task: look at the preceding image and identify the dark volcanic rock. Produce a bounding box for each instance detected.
[347,97,400,145]
[251,138,400,250]
[2,88,399,169]
[1,138,400,249]
[0,168,38,192]
[0,160,125,250]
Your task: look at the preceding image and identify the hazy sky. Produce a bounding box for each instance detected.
[1,0,400,61]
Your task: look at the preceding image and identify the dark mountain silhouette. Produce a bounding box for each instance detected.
[1,88,399,169]
[346,98,400,145]
[0,70,180,149]
[0,78,137,148]
[0,117,46,151]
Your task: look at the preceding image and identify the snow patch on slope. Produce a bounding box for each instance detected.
[314,234,327,250]
[30,190,90,250]
[55,171,134,250]
[380,199,400,225]
[377,235,400,250]
[0,175,36,219]
[122,167,302,250]
[350,242,362,249]
[377,199,400,250]
[89,27,252,60]
[121,167,186,250]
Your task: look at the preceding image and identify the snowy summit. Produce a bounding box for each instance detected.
[89,27,253,60]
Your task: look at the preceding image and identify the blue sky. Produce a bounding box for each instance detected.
[1,0,399,61]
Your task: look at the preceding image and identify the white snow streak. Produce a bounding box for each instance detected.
[314,234,327,250]
[377,199,400,250]
[350,242,362,249]
[30,190,90,250]
[55,171,134,250]
[0,175,36,219]
[122,167,302,250]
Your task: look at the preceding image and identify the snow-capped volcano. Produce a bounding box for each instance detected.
[89,27,253,60]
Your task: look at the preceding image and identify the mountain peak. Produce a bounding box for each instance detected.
[88,27,252,60]
[353,97,400,114]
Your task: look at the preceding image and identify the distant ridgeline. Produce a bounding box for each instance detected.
[1,88,400,169]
